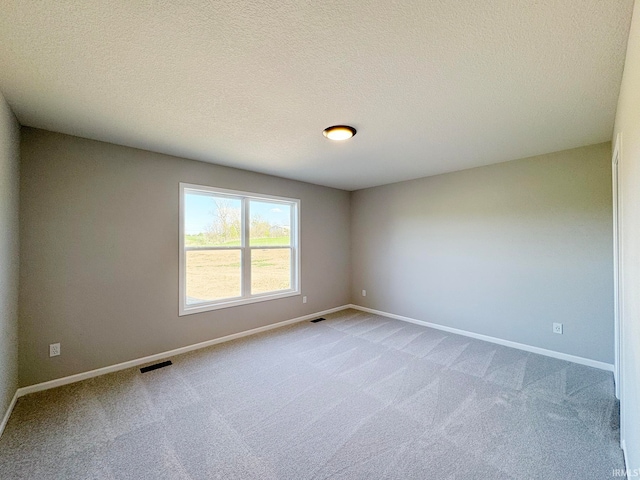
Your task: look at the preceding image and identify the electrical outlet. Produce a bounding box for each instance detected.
[49,343,61,357]
[362,290,367,297]
[553,323,563,335]
[302,296,307,304]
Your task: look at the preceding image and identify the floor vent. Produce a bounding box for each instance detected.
[310,318,326,323]
[140,360,172,373]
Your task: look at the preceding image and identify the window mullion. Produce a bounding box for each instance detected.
[291,203,297,290]
[242,198,251,298]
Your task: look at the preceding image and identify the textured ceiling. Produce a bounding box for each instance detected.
[0,1,634,190]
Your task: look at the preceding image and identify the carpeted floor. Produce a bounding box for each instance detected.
[0,309,625,479]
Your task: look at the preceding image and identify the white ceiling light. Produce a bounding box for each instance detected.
[323,125,356,141]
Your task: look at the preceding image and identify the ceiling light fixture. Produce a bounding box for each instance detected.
[323,125,356,141]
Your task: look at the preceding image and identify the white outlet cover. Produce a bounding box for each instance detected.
[302,296,307,304]
[553,323,563,334]
[49,343,61,357]
[362,290,367,296]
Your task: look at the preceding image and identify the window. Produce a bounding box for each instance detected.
[179,183,300,315]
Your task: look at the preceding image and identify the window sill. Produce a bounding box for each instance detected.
[179,290,300,316]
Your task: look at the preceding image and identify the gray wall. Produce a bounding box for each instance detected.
[613,0,640,470]
[351,143,614,364]
[19,128,351,386]
[0,92,20,417]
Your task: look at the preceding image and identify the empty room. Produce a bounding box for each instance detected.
[1,1,639,479]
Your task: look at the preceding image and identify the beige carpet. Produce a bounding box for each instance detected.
[0,309,625,479]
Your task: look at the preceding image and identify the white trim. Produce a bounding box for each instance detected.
[349,304,614,372]
[621,439,628,474]
[243,195,251,297]
[0,390,19,438]
[612,133,623,399]
[179,182,301,316]
[180,183,301,204]
[16,305,350,398]
[10,303,614,418]
[182,290,300,315]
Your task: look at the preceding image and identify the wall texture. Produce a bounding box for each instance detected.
[0,92,20,419]
[613,0,640,470]
[19,128,351,386]
[351,143,613,364]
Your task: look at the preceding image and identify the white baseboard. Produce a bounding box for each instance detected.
[0,390,19,438]
[16,305,350,398]
[10,302,613,406]
[349,304,614,372]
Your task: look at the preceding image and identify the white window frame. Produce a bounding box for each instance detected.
[179,183,300,316]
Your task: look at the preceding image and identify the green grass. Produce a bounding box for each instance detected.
[248,236,290,247]
[185,234,290,247]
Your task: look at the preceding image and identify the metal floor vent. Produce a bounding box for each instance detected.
[140,360,172,373]
[310,317,326,323]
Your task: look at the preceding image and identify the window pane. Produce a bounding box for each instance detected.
[186,250,241,304]
[249,200,291,247]
[185,192,242,247]
[251,248,291,294]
